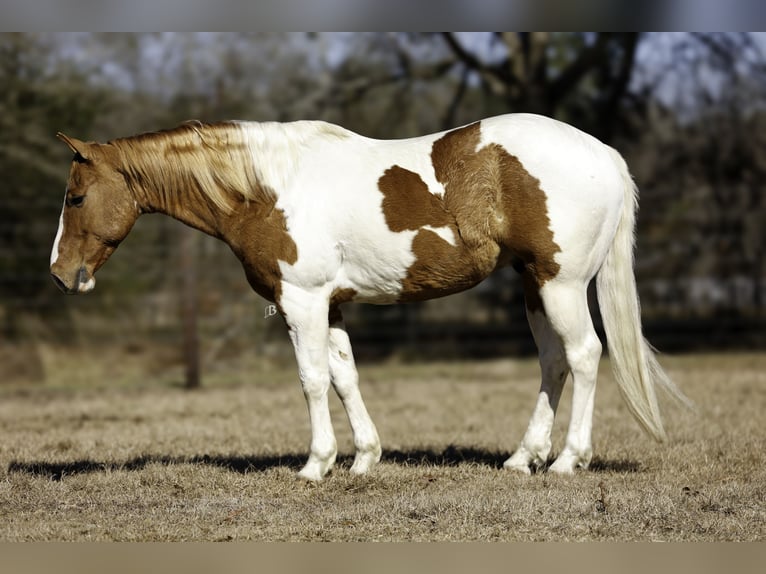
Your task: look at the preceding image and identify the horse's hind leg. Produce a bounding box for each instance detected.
[328,309,382,474]
[504,277,570,474]
[541,280,603,473]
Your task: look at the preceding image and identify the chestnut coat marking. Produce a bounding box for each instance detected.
[50,114,688,482]
[378,121,562,303]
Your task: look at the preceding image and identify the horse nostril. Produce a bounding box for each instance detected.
[51,272,68,293]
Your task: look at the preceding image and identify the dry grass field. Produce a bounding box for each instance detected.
[1,351,764,541]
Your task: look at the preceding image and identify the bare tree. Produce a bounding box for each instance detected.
[320,33,641,141]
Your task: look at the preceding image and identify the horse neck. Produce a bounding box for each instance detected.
[140,178,228,238]
[116,120,338,238]
[115,135,258,238]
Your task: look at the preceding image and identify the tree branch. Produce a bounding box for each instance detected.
[441,32,486,72]
[549,33,612,107]
[441,32,510,96]
[599,34,640,141]
[320,39,456,112]
[442,65,470,129]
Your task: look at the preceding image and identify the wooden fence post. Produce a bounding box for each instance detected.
[179,224,201,389]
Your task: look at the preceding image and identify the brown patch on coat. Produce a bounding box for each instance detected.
[330,287,358,307]
[222,196,298,309]
[378,121,561,302]
[403,229,491,300]
[431,122,501,249]
[379,166,451,231]
[328,288,357,325]
[522,269,545,315]
[432,122,561,283]
[493,146,561,287]
[378,166,494,301]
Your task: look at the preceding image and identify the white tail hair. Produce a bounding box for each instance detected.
[596,148,691,442]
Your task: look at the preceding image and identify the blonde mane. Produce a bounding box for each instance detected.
[111,121,271,213]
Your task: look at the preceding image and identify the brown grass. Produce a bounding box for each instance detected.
[1,352,764,541]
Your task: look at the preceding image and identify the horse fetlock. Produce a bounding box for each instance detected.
[350,447,382,475]
[298,446,337,481]
[508,434,553,471]
[297,465,325,482]
[503,458,532,475]
[348,426,381,475]
[503,448,535,474]
[548,447,592,474]
[527,437,552,465]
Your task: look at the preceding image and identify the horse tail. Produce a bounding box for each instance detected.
[596,148,691,442]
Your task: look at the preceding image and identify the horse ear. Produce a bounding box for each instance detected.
[56,132,89,161]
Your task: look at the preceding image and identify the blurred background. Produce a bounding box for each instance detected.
[1,32,765,387]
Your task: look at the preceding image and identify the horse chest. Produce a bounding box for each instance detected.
[225,205,298,305]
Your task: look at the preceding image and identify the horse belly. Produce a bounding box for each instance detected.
[396,228,500,302]
[339,225,500,304]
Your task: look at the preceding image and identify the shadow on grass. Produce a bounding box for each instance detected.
[6,453,306,481]
[7,446,640,481]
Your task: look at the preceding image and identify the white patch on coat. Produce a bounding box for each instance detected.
[239,121,353,198]
[78,276,96,293]
[266,125,466,304]
[422,225,456,245]
[50,196,66,267]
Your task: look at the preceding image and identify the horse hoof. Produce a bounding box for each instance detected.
[503,456,532,475]
[349,454,379,475]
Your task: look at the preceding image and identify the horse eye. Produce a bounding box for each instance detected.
[67,195,86,208]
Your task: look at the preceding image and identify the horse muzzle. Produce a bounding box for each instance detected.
[50,266,96,295]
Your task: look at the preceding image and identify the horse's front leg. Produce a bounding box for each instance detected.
[281,285,337,481]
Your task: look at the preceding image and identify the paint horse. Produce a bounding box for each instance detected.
[50,114,686,481]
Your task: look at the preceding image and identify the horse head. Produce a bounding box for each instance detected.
[50,133,139,294]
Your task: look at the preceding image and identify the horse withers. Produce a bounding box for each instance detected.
[50,114,688,481]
